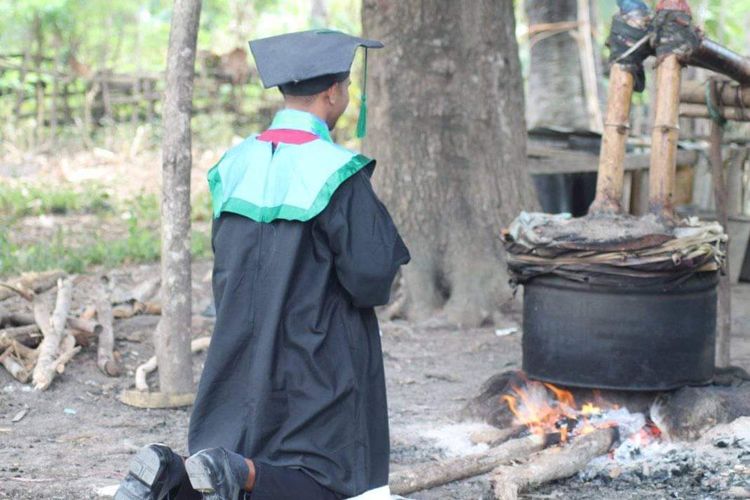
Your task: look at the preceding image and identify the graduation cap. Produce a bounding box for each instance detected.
[249,29,383,138]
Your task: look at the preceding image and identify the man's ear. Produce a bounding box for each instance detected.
[325,83,338,105]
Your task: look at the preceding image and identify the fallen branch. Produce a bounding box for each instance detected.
[134,336,210,391]
[0,341,36,383]
[32,278,75,390]
[389,434,547,496]
[95,278,121,376]
[0,313,35,328]
[470,426,527,447]
[0,324,42,350]
[113,300,162,319]
[0,270,66,302]
[491,427,619,500]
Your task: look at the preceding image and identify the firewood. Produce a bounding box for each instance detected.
[389,434,547,496]
[491,427,619,500]
[470,425,527,447]
[0,313,35,328]
[112,300,161,319]
[96,279,121,377]
[0,343,33,383]
[134,336,210,391]
[0,325,42,350]
[0,270,66,302]
[32,278,76,390]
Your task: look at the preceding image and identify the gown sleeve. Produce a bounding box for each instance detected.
[318,168,410,308]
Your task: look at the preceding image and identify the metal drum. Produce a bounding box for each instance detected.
[522,272,718,391]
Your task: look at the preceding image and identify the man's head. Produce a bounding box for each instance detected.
[249,29,383,137]
[280,73,351,131]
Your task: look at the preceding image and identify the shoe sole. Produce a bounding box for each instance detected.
[114,446,166,500]
[185,453,218,494]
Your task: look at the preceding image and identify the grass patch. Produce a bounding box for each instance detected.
[0,182,113,220]
[0,183,214,277]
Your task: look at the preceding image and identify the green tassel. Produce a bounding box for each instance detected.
[356,95,367,138]
[356,49,368,139]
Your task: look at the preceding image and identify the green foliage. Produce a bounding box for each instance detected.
[0,182,112,220]
[0,183,212,277]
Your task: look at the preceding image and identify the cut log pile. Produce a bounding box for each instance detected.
[0,270,164,391]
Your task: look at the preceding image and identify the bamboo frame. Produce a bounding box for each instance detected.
[648,55,683,219]
[589,65,634,214]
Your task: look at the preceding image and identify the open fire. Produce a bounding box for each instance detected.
[502,378,662,448]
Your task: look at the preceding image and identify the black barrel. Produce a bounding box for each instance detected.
[522,272,718,391]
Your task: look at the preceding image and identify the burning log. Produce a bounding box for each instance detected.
[491,427,619,500]
[389,434,549,496]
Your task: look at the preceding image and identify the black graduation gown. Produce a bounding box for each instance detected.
[188,167,410,498]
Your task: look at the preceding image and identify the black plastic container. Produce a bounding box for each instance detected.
[522,272,718,391]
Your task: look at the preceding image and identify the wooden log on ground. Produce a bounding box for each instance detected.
[0,325,42,350]
[1,351,30,382]
[491,427,618,500]
[389,434,547,496]
[470,426,527,447]
[134,336,210,392]
[649,54,683,219]
[0,271,65,302]
[113,301,161,319]
[589,64,634,214]
[32,278,76,390]
[0,313,35,328]
[96,280,121,376]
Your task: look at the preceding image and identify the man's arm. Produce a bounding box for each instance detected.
[318,169,410,308]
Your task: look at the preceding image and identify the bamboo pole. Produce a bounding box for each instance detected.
[680,80,750,108]
[648,55,683,219]
[710,82,732,368]
[679,103,750,122]
[589,65,634,214]
[576,0,603,133]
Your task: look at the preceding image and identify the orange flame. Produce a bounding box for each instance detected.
[501,379,624,443]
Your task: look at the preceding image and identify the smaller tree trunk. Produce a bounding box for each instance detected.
[155,0,202,395]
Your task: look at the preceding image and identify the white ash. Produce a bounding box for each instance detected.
[418,422,492,457]
[579,417,750,496]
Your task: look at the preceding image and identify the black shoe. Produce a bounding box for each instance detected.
[185,448,244,500]
[115,444,186,500]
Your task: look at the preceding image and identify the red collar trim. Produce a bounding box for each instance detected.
[257,129,319,145]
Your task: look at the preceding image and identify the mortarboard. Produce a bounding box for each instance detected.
[249,29,383,138]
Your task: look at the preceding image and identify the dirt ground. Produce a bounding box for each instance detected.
[1,261,749,499]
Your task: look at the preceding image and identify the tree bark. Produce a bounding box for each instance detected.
[156,0,202,395]
[525,0,590,130]
[362,0,538,326]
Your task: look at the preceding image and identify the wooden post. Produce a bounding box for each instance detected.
[648,54,683,219]
[589,65,634,214]
[710,81,732,368]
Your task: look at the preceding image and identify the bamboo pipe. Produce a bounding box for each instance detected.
[589,65,635,214]
[689,38,750,85]
[679,103,750,122]
[648,54,683,219]
[681,80,750,108]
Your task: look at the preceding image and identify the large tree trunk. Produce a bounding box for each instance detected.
[525,0,592,130]
[362,0,538,326]
[156,0,202,395]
